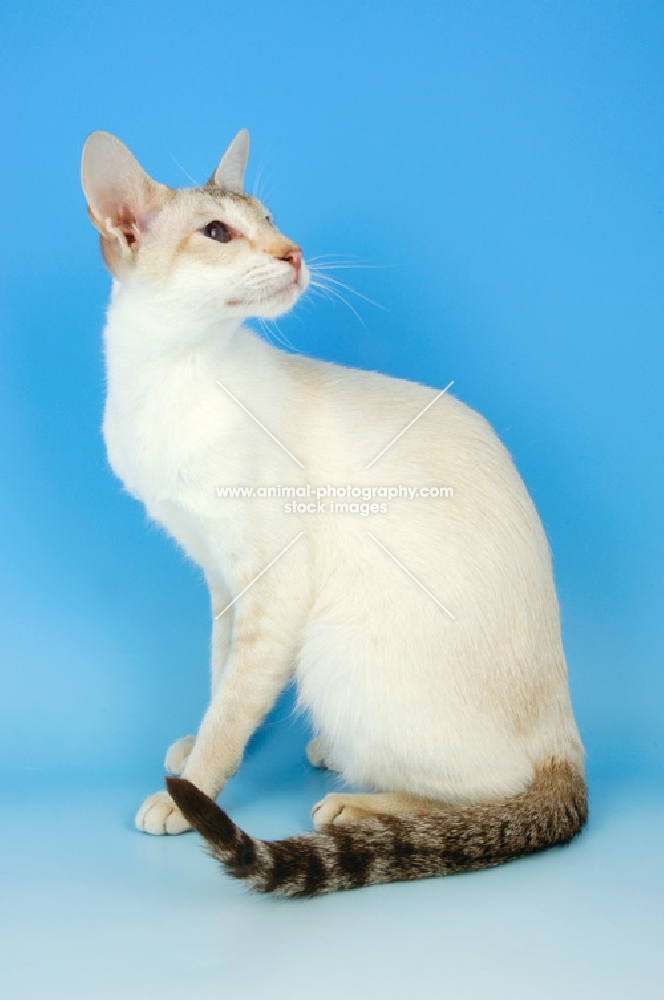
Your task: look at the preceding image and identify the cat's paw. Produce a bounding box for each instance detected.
[306,737,330,770]
[164,735,196,776]
[311,793,367,829]
[135,790,192,835]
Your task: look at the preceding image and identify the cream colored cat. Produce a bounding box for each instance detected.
[81,129,586,896]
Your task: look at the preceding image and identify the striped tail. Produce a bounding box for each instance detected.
[166,760,587,898]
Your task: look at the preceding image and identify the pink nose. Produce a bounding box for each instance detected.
[281,247,302,277]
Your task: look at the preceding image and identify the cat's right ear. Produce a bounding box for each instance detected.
[81,132,168,259]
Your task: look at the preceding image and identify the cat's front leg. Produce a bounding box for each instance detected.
[161,584,234,779]
[207,579,235,696]
[136,582,301,835]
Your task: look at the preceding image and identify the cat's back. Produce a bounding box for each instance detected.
[278,350,529,508]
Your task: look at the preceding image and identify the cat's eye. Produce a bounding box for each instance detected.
[265,213,274,226]
[202,220,232,243]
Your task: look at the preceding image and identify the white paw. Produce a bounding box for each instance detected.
[135,790,192,835]
[311,793,365,830]
[306,736,329,769]
[164,735,196,776]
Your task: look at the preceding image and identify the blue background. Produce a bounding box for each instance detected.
[1,2,662,997]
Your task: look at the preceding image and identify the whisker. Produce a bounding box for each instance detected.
[251,149,278,204]
[259,316,300,353]
[256,166,278,206]
[164,147,200,186]
[305,252,354,259]
[308,263,393,271]
[248,305,302,355]
[308,281,367,328]
[307,253,370,264]
[270,317,300,353]
[253,317,270,345]
[307,273,387,311]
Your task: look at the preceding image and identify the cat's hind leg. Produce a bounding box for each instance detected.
[306,736,334,770]
[312,791,440,829]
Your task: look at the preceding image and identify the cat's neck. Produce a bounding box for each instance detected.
[104,280,246,371]
[101,280,283,431]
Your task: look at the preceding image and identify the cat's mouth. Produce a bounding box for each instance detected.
[227,273,307,310]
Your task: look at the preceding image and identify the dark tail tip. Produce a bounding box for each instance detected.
[166,777,237,845]
[167,777,261,883]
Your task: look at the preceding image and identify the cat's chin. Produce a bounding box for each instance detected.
[237,281,305,320]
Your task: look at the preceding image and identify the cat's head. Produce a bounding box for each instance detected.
[81,130,307,320]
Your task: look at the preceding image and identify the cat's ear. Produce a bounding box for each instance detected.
[208,129,249,192]
[81,132,168,256]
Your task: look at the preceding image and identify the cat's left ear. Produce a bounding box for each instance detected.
[208,129,249,191]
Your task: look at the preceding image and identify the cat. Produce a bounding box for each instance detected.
[81,128,587,896]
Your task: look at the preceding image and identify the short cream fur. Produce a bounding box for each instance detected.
[81,131,585,884]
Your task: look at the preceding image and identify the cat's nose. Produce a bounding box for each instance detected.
[281,247,302,278]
